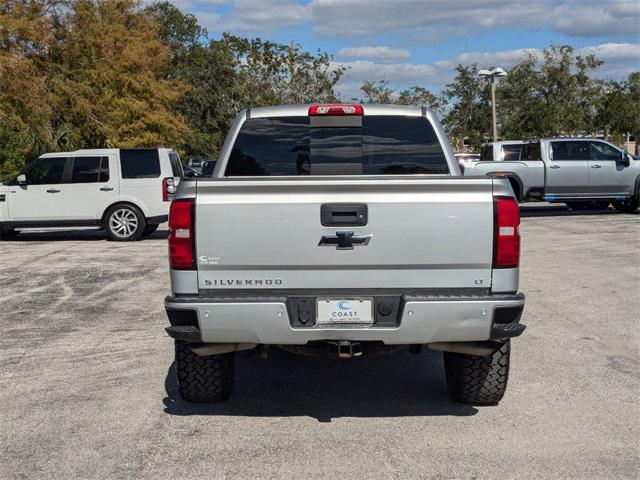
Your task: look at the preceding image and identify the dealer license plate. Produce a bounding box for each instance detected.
[316,298,373,325]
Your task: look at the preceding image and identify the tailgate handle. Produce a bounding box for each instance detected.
[321,204,367,226]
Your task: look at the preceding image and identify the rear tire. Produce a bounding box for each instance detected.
[444,341,510,405]
[175,340,235,403]
[104,204,146,241]
[612,197,639,213]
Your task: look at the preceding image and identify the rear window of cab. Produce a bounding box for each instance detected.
[226,115,449,176]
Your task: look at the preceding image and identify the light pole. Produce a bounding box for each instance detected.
[478,67,507,142]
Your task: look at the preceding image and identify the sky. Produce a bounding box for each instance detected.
[171,0,640,99]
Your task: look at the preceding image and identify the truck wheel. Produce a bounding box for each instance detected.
[175,340,235,403]
[612,197,639,213]
[142,223,159,237]
[104,204,146,241]
[444,341,510,405]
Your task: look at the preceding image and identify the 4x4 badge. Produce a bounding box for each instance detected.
[318,231,372,250]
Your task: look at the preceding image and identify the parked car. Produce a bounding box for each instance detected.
[0,148,183,241]
[164,104,526,405]
[464,138,640,212]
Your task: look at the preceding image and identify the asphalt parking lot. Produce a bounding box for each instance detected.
[1,203,638,479]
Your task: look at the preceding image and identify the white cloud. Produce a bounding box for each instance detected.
[577,43,640,78]
[312,0,552,39]
[554,0,640,37]
[194,0,311,33]
[334,43,640,100]
[338,46,410,60]
[311,0,639,42]
[179,0,639,41]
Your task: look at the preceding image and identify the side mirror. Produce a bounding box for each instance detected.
[621,149,631,167]
[16,174,27,185]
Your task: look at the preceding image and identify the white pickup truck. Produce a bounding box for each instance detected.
[164,104,526,405]
[464,138,640,212]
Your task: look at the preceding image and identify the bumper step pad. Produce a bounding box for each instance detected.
[165,325,201,342]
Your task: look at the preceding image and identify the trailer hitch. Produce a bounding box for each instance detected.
[331,341,362,359]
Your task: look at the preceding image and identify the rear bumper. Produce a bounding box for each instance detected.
[165,291,525,345]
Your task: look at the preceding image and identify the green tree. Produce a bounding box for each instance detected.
[147,4,346,159]
[148,2,241,157]
[597,73,640,154]
[223,34,345,105]
[360,80,394,103]
[442,64,492,150]
[397,85,445,116]
[535,45,603,136]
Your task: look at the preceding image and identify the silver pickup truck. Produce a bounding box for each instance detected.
[164,104,526,405]
[464,138,640,212]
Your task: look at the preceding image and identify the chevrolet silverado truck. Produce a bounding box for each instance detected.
[463,138,640,212]
[164,104,526,405]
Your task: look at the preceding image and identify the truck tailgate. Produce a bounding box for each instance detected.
[195,177,495,290]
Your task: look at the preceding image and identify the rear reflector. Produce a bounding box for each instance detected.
[308,104,364,116]
[494,196,520,269]
[169,200,194,270]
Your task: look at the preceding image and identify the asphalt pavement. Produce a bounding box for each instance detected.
[0,203,638,479]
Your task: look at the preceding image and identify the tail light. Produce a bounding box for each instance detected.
[163,177,176,202]
[308,104,364,116]
[494,196,520,268]
[169,200,194,270]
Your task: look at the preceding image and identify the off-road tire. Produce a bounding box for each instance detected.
[104,204,146,241]
[612,197,639,213]
[444,341,510,405]
[142,223,159,237]
[175,340,235,403]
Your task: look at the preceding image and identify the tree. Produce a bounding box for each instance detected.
[442,45,608,149]
[360,80,394,103]
[0,0,189,179]
[52,0,188,148]
[148,2,241,158]
[222,35,345,105]
[442,64,492,150]
[146,5,346,159]
[597,73,640,154]
[397,85,445,116]
[0,0,65,178]
[535,45,603,136]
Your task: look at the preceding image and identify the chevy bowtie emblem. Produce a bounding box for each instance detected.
[319,231,372,250]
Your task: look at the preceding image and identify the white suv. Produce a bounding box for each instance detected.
[0,148,182,241]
